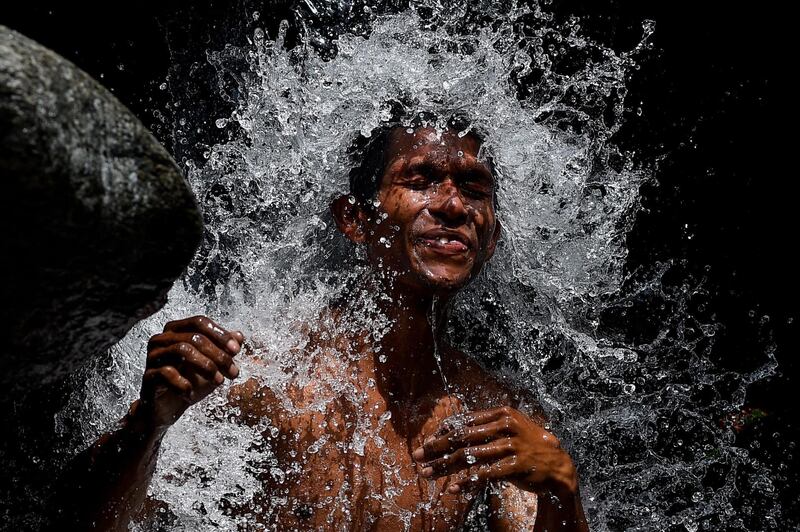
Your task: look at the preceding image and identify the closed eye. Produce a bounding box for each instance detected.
[462,183,490,198]
[404,161,439,189]
[459,170,493,198]
[405,176,432,190]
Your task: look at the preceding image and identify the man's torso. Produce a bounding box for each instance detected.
[221,343,522,531]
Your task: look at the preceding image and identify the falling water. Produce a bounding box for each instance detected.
[428,295,449,394]
[56,1,784,530]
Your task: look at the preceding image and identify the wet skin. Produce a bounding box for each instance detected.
[62,127,588,531]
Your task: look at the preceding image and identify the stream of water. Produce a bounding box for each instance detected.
[57,2,783,530]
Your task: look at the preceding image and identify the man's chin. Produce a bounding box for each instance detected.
[415,265,474,293]
[385,251,480,295]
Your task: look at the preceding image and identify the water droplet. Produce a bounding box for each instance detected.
[271,467,285,483]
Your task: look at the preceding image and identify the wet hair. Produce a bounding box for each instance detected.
[347,125,396,205]
[347,110,497,206]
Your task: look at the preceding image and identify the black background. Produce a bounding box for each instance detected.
[2,0,795,525]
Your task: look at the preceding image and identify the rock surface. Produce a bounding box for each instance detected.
[0,25,203,526]
[0,25,203,392]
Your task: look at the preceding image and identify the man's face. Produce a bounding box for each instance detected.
[363,126,500,294]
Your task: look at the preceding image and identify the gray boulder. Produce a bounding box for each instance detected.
[0,25,203,527]
[0,25,203,393]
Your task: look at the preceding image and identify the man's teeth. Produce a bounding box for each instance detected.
[425,237,464,248]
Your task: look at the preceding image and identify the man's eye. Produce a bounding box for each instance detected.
[463,184,490,198]
[407,177,430,189]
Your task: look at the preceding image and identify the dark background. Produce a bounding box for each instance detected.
[2,0,795,525]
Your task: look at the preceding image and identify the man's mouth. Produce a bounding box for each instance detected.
[416,230,471,255]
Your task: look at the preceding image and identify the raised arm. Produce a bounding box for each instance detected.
[52,315,244,531]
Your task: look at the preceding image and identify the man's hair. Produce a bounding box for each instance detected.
[347,110,496,205]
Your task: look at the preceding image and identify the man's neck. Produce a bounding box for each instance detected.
[370,281,453,403]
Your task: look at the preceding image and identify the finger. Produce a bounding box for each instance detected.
[148,343,223,383]
[143,366,192,396]
[149,332,238,379]
[434,406,513,438]
[447,456,518,494]
[420,438,516,478]
[415,420,513,460]
[163,315,242,354]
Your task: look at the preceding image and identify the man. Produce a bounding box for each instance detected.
[61,117,589,531]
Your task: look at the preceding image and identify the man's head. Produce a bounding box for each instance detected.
[332,121,501,297]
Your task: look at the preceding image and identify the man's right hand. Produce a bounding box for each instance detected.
[138,315,244,429]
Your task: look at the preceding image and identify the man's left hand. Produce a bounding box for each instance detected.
[412,406,579,497]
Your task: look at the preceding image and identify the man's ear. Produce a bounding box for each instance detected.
[485,218,502,260]
[331,195,368,244]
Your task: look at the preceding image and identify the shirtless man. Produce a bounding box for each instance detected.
[60,120,589,531]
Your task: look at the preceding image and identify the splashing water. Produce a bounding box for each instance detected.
[57,1,783,530]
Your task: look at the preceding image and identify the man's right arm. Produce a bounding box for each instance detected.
[52,316,244,531]
[53,399,170,530]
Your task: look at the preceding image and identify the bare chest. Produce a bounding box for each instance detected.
[263,396,478,531]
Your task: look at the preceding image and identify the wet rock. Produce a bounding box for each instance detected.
[0,25,203,526]
[0,25,202,393]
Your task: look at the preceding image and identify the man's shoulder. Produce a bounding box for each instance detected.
[225,343,356,424]
[448,349,544,419]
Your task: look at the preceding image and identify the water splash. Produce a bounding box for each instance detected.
[57,1,783,530]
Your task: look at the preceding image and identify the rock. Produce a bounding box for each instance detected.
[0,25,203,393]
[0,25,203,526]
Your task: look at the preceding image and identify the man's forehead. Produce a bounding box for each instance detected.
[385,126,482,154]
[383,126,484,166]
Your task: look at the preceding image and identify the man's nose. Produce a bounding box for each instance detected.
[429,178,468,224]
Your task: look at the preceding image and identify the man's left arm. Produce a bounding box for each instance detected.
[412,406,589,531]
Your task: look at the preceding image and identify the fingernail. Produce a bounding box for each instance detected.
[234,331,245,341]
[423,436,434,445]
[227,339,240,353]
[448,484,461,493]
[412,448,424,460]
[230,364,240,378]
[421,467,433,477]
[214,372,224,384]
